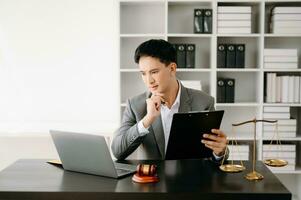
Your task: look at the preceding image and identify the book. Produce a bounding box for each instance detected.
[272,14,301,21]
[288,76,295,103]
[263,106,290,113]
[218,6,252,13]
[217,20,251,27]
[175,44,186,68]
[267,165,295,171]
[271,20,301,27]
[272,7,301,14]
[217,44,226,68]
[263,144,296,152]
[226,44,235,68]
[263,152,296,158]
[264,49,298,57]
[217,79,226,103]
[194,9,203,33]
[263,112,290,119]
[203,9,212,33]
[276,76,282,103]
[228,145,249,152]
[235,44,245,68]
[186,44,195,68]
[264,56,298,63]
[225,78,235,103]
[181,81,202,91]
[217,13,251,20]
[272,27,301,34]
[263,125,296,132]
[264,62,298,69]
[263,131,296,138]
[281,76,289,103]
[294,76,300,103]
[218,27,251,34]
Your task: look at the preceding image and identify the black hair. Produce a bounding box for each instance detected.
[134,39,176,66]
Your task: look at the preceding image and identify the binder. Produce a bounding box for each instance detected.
[175,44,186,68]
[194,9,203,33]
[217,79,226,103]
[226,44,236,68]
[203,9,212,33]
[235,44,245,68]
[217,44,226,68]
[186,44,195,68]
[225,79,235,103]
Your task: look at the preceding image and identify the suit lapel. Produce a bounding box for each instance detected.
[178,83,192,113]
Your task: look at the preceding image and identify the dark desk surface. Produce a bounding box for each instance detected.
[0,159,291,200]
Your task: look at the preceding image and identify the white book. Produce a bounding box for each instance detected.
[263,157,296,165]
[181,81,202,91]
[288,76,295,103]
[264,49,298,57]
[218,6,252,13]
[263,112,290,119]
[272,27,301,34]
[281,76,289,103]
[267,165,295,171]
[228,145,249,152]
[228,154,249,161]
[263,106,290,113]
[272,73,277,103]
[263,125,296,132]
[264,56,298,63]
[217,13,251,20]
[263,131,296,138]
[217,27,251,34]
[272,14,301,21]
[217,20,251,27]
[276,76,282,103]
[272,7,301,14]
[273,119,296,126]
[272,20,301,27]
[264,62,298,69]
[294,76,300,103]
[263,152,296,158]
[263,144,296,152]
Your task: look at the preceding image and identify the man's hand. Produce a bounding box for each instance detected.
[142,93,166,128]
[201,129,227,157]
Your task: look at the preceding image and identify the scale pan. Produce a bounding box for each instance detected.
[219,164,246,172]
[264,159,288,167]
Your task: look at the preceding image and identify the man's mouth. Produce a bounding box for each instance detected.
[150,85,158,90]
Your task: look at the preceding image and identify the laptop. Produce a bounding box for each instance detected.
[165,110,224,160]
[49,130,136,178]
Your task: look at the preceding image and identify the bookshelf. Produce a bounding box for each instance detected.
[119,0,301,198]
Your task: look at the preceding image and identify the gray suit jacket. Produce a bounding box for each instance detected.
[111,83,218,160]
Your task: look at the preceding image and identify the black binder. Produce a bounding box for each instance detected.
[217,44,226,68]
[235,44,245,68]
[225,78,235,103]
[217,79,226,103]
[175,44,186,68]
[226,44,236,68]
[203,9,212,33]
[194,9,203,33]
[186,44,195,68]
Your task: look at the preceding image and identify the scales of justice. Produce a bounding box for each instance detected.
[219,118,288,181]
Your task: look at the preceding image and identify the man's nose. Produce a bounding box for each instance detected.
[146,74,154,84]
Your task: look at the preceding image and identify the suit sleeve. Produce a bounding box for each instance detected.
[111,99,148,160]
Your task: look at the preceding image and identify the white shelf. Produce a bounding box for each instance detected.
[264,34,301,38]
[262,137,301,141]
[177,68,211,72]
[263,69,301,72]
[217,34,261,38]
[217,68,260,72]
[167,33,212,38]
[216,103,259,107]
[120,69,139,72]
[120,34,165,38]
[263,103,301,107]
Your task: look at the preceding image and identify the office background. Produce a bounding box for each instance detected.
[0,0,301,199]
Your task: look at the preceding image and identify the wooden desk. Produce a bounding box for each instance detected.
[0,159,291,200]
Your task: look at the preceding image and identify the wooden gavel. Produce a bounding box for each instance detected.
[136,164,157,176]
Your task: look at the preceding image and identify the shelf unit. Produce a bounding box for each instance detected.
[118,1,301,194]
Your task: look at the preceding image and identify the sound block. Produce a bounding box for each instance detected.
[132,173,159,183]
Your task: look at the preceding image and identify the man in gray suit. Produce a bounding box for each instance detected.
[112,39,227,161]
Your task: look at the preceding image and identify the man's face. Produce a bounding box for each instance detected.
[139,56,176,94]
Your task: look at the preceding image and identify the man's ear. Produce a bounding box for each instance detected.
[169,62,177,74]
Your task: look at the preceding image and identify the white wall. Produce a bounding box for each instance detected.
[0,0,119,170]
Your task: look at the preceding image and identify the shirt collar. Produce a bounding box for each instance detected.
[162,81,181,110]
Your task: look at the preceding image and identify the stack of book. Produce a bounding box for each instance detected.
[173,44,195,68]
[217,78,235,103]
[228,144,249,161]
[263,144,296,171]
[270,7,301,34]
[217,6,252,34]
[263,106,296,138]
[194,9,212,34]
[217,44,245,68]
[181,80,202,91]
[264,49,298,69]
[265,73,300,103]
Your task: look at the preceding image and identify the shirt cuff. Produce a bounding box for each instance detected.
[137,120,150,136]
[212,152,224,161]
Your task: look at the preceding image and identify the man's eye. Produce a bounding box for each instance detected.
[152,71,158,74]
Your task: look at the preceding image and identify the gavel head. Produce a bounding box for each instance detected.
[136,164,157,176]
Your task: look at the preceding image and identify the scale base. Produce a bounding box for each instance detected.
[245,171,264,181]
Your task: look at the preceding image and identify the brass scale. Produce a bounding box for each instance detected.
[219,118,288,181]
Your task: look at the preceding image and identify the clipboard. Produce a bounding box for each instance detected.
[165,110,224,160]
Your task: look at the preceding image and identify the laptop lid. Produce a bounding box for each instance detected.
[49,130,135,178]
[165,110,224,160]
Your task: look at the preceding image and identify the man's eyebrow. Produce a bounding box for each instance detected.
[139,68,159,73]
